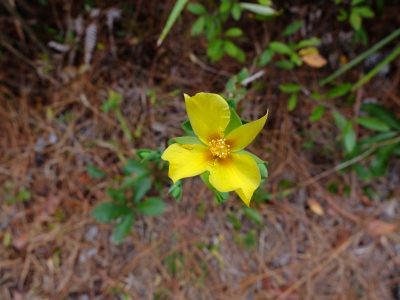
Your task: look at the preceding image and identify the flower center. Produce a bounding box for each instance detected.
[209,138,231,159]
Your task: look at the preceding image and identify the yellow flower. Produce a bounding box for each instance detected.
[162,93,268,206]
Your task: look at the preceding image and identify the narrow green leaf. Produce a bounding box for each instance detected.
[224,41,245,62]
[360,131,397,145]
[357,117,391,132]
[243,207,263,224]
[275,59,295,70]
[168,181,183,201]
[157,0,188,46]
[370,143,397,176]
[361,103,400,130]
[343,121,357,153]
[207,38,225,61]
[132,175,152,202]
[191,16,205,36]
[112,213,134,243]
[309,105,325,122]
[259,48,274,66]
[352,6,374,18]
[279,83,301,93]
[295,37,321,49]
[231,3,242,20]
[332,111,347,130]
[287,93,298,111]
[326,83,352,99]
[225,27,243,37]
[224,108,242,134]
[269,41,293,55]
[240,2,276,16]
[123,159,149,176]
[137,197,166,216]
[187,3,206,15]
[350,11,362,30]
[283,20,303,36]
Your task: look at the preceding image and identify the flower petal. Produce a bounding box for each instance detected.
[225,112,268,151]
[185,93,230,143]
[161,143,210,182]
[208,152,260,206]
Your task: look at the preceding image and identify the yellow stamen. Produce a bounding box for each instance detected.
[209,138,231,159]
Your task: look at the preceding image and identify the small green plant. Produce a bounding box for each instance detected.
[187,0,277,62]
[90,152,167,243]
[102,90,133,143]
[335,0,375,44]
[333,103,400,181]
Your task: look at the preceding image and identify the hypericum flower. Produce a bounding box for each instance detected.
[162,93,268,206]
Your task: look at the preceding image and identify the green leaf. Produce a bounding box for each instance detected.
[136,149,161,161]
[231,3,242,20]
[181,120,195,136]
[258,48,274,66]
[168,181,183,201]
[370,143,397,177]
[287,93,298,111]
[326,83,353,99]
[275,59,295,70]
[174,136,202,144]
[86,164,106,179]
[157,0,188,46]
[357,117,391,132]
[343,121,357,153]
[352,6,374,18]
[207,39,225,61]
[354,163,372,181]
[107,188,125,203]
[112,213,134,244]
[351,0,365,6]
[243,207,263,224]
[102,90,123,112]
[123,159,149,176]
[187,3,206,15]
[309,105,325,122]
[225,27,243,37]
[92,202,130,223]
[224,41,245,62]
[191,16,205,36]
[240,2,277,16]
[360,131,397,145]
[361,103,400,131]
[279,83,301,93]
[332,111,347,130]
[258,163,268,179]
[295,37,321,49]
[269,41,293,55]
[283,20,303,36]
[350,11,362,30]
[137,197,166,216]
[132,175,152,202]
[224,108,242,134]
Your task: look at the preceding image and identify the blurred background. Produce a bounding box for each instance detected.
[0,0,400,299]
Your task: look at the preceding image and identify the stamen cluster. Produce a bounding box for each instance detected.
[209,138,230,159]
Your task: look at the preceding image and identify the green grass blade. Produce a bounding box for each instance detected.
[157,0,188,46]
[352,45,400,91]
[319,28,400,86]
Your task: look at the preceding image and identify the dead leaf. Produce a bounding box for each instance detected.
[299,47,327,68]
[307,198,324,216]
[366,220,398,237]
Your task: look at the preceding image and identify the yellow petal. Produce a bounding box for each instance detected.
[184,93,230,143]
[225,112,268,151]
[208,153,260,206]
[161,143,210,182]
